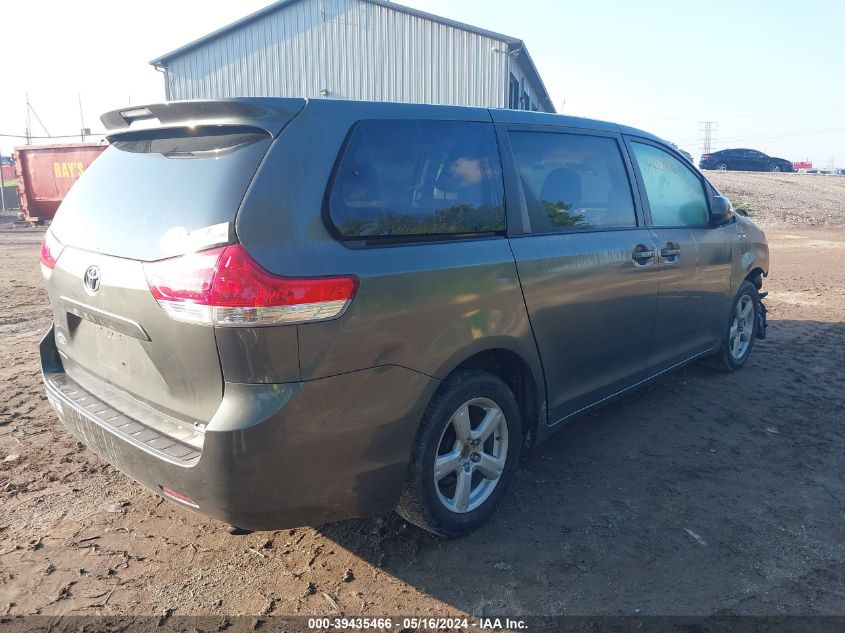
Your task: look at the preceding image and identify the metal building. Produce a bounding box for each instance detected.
[150,0,555,112]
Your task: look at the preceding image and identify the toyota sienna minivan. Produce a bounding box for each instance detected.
[40,98,769,537]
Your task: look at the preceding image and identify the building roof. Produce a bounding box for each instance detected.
[149,0,554,111]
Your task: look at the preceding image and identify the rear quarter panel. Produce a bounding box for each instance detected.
[235,99,544,406]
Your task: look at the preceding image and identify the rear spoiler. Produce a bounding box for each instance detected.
[100,98,306,140]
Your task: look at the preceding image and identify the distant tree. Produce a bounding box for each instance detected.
[671,142,694,163]
[542,201,585,227]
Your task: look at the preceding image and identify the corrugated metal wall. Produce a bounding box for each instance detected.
[508,55,546,111]
[162,0,511,108]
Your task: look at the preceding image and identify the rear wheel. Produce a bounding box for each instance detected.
[708,280,760,371]
[396,370,522,537]
[715,162,728,171]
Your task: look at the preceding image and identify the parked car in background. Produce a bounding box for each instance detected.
[699,148,794,172]
[40,99,769,537]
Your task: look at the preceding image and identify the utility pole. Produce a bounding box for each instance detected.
[25,94,32,145]
[698,121,718,154]
[79,94,87,142]
[25,98,51,141]
[0,151,6,214]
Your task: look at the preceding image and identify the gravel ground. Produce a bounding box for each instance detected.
[707,171,845,229]
[1,172,844,617]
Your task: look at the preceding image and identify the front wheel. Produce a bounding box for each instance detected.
[768,164,782,172]
[708,280,760,371]
[396,370,522,537]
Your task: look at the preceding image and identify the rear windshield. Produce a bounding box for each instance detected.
[50,126,271,261]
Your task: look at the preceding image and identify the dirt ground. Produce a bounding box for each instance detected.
[708,171,845,229]
[1,173,844,617]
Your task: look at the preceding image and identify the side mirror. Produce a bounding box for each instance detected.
[710,195,734,223]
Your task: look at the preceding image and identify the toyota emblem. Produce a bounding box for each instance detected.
[83,265,101,295]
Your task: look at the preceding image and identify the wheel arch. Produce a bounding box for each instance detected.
[432,341,547,447]
[745,266,766,289]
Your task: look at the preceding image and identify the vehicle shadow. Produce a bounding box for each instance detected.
[318,318,845,616]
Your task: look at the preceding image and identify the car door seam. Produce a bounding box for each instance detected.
[504,237,550,426]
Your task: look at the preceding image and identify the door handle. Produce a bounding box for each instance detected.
[631,247,655,265]
[660,242,681,263]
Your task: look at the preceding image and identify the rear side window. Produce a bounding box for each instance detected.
[508,131,637,232]
[327,120,505,239]
[51,126,271,261]
[630,142,709,227]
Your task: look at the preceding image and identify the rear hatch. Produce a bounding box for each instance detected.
[44,100,303,425]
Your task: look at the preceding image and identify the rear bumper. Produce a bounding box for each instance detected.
[41,326,437,529]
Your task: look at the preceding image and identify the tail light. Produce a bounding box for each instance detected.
[701,153,712,160]
[40,231,65,279]
[143,244,358,327]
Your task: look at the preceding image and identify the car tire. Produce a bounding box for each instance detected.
[715,162,728,171]
[396,369,522,537]
[768,164,782,172]
[708,280,760,372]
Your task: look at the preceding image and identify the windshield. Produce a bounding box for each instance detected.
[50,126,271,261]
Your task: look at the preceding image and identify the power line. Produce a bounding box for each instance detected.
[23,94,53,141]
[631,107,845,123]
[27,101,51,138]
[676,127,845,146]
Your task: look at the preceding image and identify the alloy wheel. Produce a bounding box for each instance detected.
[729,295,755,360]
[433,397,509,514]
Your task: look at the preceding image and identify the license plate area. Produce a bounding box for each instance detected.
[95,326,133,379]
[59,312,145,390]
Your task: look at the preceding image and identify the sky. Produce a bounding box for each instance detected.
[1,0,843,165]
